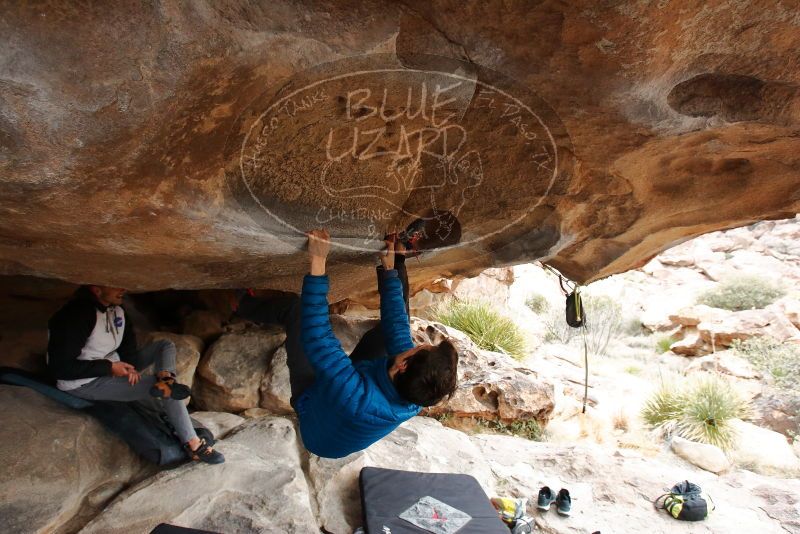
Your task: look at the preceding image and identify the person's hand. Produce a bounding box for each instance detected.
[127,370,141,386]
[307,229,330,276]
[307,229,331,259]
[380,232,396,270]
[110,361,136,378]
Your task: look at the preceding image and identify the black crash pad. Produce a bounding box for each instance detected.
[359,467,508,534]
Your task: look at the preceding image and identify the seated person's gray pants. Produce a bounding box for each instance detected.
[67,340,197,444]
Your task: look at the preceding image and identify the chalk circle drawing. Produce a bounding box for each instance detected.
[226,53,572,253]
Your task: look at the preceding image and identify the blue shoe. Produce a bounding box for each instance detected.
[537,486,556,511]
[556,488,571,516]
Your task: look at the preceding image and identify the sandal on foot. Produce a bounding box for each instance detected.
[186,438,225,464]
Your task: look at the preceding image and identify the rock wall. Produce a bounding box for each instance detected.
[1,1,799,298]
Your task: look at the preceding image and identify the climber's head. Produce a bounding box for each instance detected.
[390,339,459,407]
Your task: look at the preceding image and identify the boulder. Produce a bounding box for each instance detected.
[3,3,800,299]
[770,297,800,330]
[729,419,800,474]
[188,411,245,439]
[698,308,800,348]
[412,319,555,425]
[329,314,379,354]
[668,305,728,328]
[0,327,48,373]
[451,267,514,312]
[0,386,147,533]
[670,436,730,474]
[181,310,225,345]
[240,407,274,419]
[259,346,293,415]
[142,332,203,392]
[192,327,285,413]
[668,306,800,356]
[684,351,761,380]
[669,330,708,356]
[80,417,318,533]
[751,392,800,439]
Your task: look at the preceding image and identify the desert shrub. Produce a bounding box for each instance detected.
[641,385,684,428]
[732,336,800,391]
[473,417,546,441]
[543,294,623,356]
[655,335,676,354]
[624,365,642,376]
[433,299,527,359]
[641,376,750,451]
[525,293,550,315]
[622,316,645,337]
[507,420,546,441]
[613,410,630,432]
[696,275,785,311]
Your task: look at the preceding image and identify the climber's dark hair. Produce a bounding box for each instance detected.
[394,339,459,407]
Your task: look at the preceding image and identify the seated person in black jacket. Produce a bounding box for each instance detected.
[47,285,223,464]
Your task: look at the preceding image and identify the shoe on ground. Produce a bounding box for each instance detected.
[186,438,225,464]
[537,486,556,511]
[556,488,571,516]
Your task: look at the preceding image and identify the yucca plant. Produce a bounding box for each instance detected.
[433,299,527,360]
[641,384,684,428]
[641,376,750,451]
[674,378,749,451]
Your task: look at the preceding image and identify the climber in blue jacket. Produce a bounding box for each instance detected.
[235,228,459,458]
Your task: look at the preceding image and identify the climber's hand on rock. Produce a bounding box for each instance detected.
[307,229,330,276]
[380,232,396,271]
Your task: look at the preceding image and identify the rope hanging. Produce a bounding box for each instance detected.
[539,262,590,413]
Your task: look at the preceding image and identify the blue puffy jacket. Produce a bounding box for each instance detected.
[296,270,419,458]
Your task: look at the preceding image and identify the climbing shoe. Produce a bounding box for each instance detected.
[537,486,556,511]
[186,438,225,464]
[384,210,462,258]
[555,488,572,516]
[150,371,191,400]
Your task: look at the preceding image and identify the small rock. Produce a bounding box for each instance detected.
[671,436,730,473]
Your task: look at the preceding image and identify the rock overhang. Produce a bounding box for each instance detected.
[1,1,798,300]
